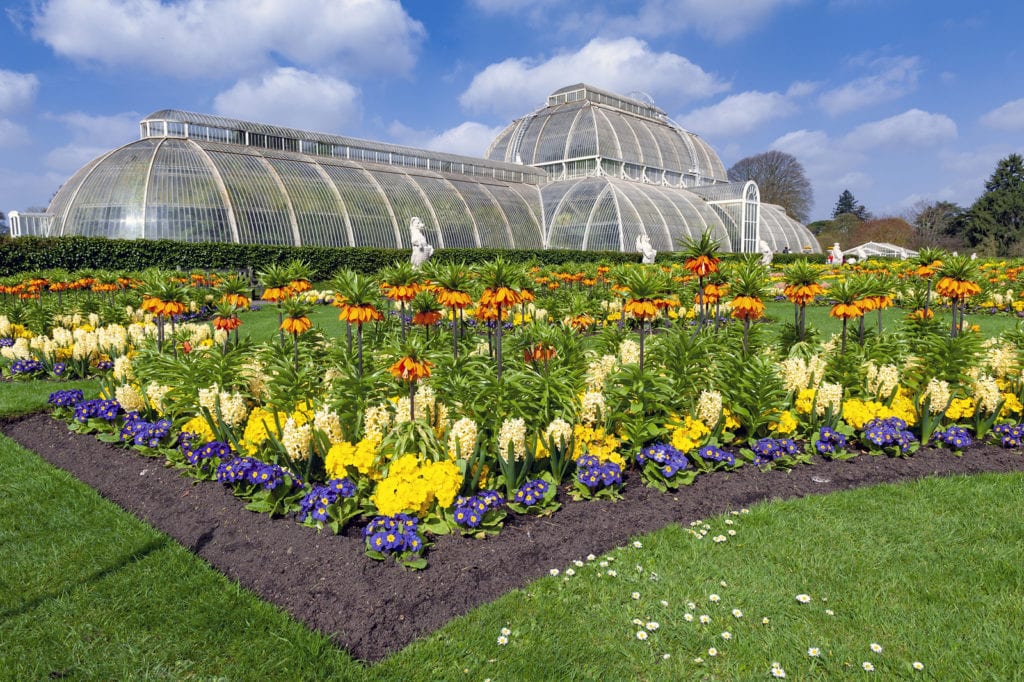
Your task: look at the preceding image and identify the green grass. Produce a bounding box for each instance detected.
[0,378,99,416]
[3,398,1022,680]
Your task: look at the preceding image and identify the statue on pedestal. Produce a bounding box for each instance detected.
[635,234,657,264]
[409,216,434,269]
[759,239,773,266]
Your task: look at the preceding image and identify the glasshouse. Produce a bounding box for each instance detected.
[10,83,820,254]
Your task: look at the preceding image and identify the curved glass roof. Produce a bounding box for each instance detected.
[36,84,822,256]
[485,83,728,186]
[48,137,545,248]
[542,177,730,252]
[759,203,821,253]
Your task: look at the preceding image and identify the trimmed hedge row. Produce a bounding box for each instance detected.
[0,235,826,278]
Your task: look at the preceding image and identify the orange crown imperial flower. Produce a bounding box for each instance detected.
[262,285,292,303]
[389,356,433,382]
[909,308,934,321]
[683,255,720,277]
[480,287,523,307]
[624,299,659,320]
[436,289,473,309]
[384,283,420,302]
[222,293,251,308]
[829,302,863,319]
[783,283,824,306]
[337,304,383,324]
[730,295,765,320]
[411,310,443,326]
[213,316,243,331]
[934,277,981,300]
[280,316,313,335]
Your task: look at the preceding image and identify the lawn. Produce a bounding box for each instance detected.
[2,381,1022,679]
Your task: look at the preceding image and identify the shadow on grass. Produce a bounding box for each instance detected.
[0,536,170,619]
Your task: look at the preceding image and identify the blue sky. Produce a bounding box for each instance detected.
[1,0,1022,222]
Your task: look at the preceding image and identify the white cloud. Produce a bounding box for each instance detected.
[213,68,360,133]
[44,111,139,172]
[679,91,797,137]
[980,98,1024,131]
[818,55,920,116]
[31,0,424,78]
[422,122,506,157]
[387,120,506,158]
[0,70,40,114]
[459,37,728,118]
[603,0,802,43]
[0,119,29,147]
[470,0,560,11]
[845,109,956,148]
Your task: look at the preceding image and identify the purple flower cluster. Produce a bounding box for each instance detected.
[48,389,85,408]
[638,442,690,478]
[74,399,121,423]
[119,413,172,447]
[862,417,916,453]
[184,440,232,466]
[993,423,1024,448]
[815,426,847,455]
[95,359,114,371]
[932,425,972,450]
[751,437,800,465]
[453,490,505,529]
[0,338,14,347]
[364,514,423,555]
[52,362,67,376]
[513,478,551,506]
[10,359,44,375]
[575,454,622,491]
[697,444,736,467]
[299,478,357,523]
[216,455,295,491]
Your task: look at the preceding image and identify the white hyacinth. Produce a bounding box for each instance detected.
[973,375,1001,414]
[814,382,843,417]
[281,417,312,461]
[448,417,478,459]
[922,378,951,413]
[544,418,573,449]
[114,383,146,412]
[498,417,528,461]
[619,338,641,365]
[695,390,722,430]
[313,407,346,444]
[580,391,606,425]
[362,404,393,442]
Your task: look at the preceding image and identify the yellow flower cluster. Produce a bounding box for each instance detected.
[114,383,146,413]
[371,454,462,517]
[180,415,215,444]
[769,410,798,435]
[1000,392,1023,417]
[795,387,816,415]
[670,416,710,453]
[573,424,625,467]
[945,397,975,421]
[240,406,310,455]
[325,439,380,480]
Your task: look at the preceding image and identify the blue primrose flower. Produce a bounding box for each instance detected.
[932,425,973,450]
[48,389,84,408]
[364,515,424,555]
[697,445,736,467]
[514,478,550,506]
[453,490,505,529]
[861,417,916,453]
[993,423,1024,448]
[638,442,689,477]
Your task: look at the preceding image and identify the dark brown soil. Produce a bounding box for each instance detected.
[5,412,1024,662]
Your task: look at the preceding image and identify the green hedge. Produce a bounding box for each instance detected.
[0,235,825,278]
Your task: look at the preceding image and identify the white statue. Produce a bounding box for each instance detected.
[830,242,843,265]
[971,252,977,260]
[409,216,434,269]
[759,239,773,266]
[635,234,657,264]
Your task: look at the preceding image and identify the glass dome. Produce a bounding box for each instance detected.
[486,83,728,187]
[48,135,546,249]
[32,85,823,255]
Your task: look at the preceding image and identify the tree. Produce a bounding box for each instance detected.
[961,153,1024,254]
[907,200,966,249]
[727,150,813,223]
[832,189,870,220]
